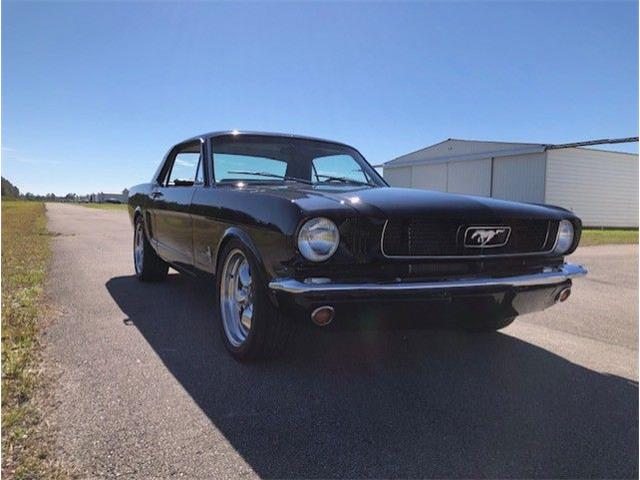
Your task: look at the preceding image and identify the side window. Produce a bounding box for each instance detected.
[165,148,201,187]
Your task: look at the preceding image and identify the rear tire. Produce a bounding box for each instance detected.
[216,239,291,361]
[134,215,169,282]
[458,315,516,332]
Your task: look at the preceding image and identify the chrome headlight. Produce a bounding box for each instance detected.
[297,217,339,262]
[553,219,575,255]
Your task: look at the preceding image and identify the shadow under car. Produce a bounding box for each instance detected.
[106,273,638,479]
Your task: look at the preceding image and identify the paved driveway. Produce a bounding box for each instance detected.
[44,203,638,478]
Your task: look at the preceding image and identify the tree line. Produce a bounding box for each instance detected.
[1,177,128,202]
[1,177,20,198]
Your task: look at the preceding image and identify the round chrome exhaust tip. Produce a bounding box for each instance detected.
[311,306,335,326]
[556,287,571,303]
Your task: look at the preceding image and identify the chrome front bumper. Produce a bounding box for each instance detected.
[269,263,587,295]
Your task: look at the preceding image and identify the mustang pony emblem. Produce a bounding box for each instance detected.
[465,227,511,248]
[472,229,505,245]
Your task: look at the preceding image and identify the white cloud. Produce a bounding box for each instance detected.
[175,159,195,167]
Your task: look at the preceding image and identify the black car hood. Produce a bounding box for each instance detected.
[248,185,570,221]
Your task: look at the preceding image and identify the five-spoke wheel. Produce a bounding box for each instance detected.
[220,249,254,347]
[216,240,291,361]
[134,221,145,275]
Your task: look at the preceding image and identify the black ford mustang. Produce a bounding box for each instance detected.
[128,131,587,361]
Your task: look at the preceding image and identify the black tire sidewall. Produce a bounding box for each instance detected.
[134,216,145,279]
[134,215,168,281]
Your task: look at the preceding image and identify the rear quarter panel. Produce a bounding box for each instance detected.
[127,183,153,225]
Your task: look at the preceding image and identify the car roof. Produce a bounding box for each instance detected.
[179,130,354,148]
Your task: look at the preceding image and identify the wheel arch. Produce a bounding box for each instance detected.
[133,206,151,237]
[214,227,267,281]
[133,207,162,260]
[133,206,143,221]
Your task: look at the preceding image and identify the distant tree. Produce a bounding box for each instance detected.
[65,193,77,201]
[1,177,20,198]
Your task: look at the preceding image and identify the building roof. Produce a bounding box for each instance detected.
[382,139,544,168]
[382,137,638,169]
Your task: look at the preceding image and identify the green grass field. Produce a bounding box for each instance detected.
[81,202,127,210]
[580,229,638,247]
[1,201,67,479]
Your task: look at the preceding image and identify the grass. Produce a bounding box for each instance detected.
[580,229,638,247]
[80,202,127,211]
[1,200,67,479]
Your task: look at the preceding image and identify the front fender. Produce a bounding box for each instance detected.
[214,227,266,277]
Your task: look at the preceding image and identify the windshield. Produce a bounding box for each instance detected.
[211,134,386,187]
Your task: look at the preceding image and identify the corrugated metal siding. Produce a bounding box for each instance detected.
[545,149,639,227]
[492,153,546,203]
[383,166,412,187]
[386,159,490,194]
[412,163,448,191]
[447,158,491,196]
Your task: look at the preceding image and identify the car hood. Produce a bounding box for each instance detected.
[249,185,571,221]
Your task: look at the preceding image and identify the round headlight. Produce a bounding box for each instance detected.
[553,219,574,254]
[297,217,339,262]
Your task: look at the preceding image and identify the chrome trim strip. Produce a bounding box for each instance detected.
[269,263,587,295]
[380,219,561,259]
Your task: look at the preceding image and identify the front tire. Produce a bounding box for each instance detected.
[216,240,291,361]
[458,315,516,332]
[133,215,169,282]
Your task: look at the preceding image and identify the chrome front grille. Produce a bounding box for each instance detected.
[381,219,558,258]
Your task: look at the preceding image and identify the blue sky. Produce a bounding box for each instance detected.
[2,1,638,195]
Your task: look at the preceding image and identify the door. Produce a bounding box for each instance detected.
[152,141,203,268]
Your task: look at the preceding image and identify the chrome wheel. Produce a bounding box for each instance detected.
[134,222,144,274]
[220,249,254,347]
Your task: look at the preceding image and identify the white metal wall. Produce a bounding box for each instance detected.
[492,152,546,203]
[383,166,412,187]
[545,149,639,227]
[386,159,492,195]
[412,163,447,191]
[447,158,491,196]
[383,143,639,228]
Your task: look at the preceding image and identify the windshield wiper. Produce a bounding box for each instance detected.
[227,171,313,185]
[315,174,373,186]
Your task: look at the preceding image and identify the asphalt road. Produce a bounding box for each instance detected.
[44,203,638,479]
